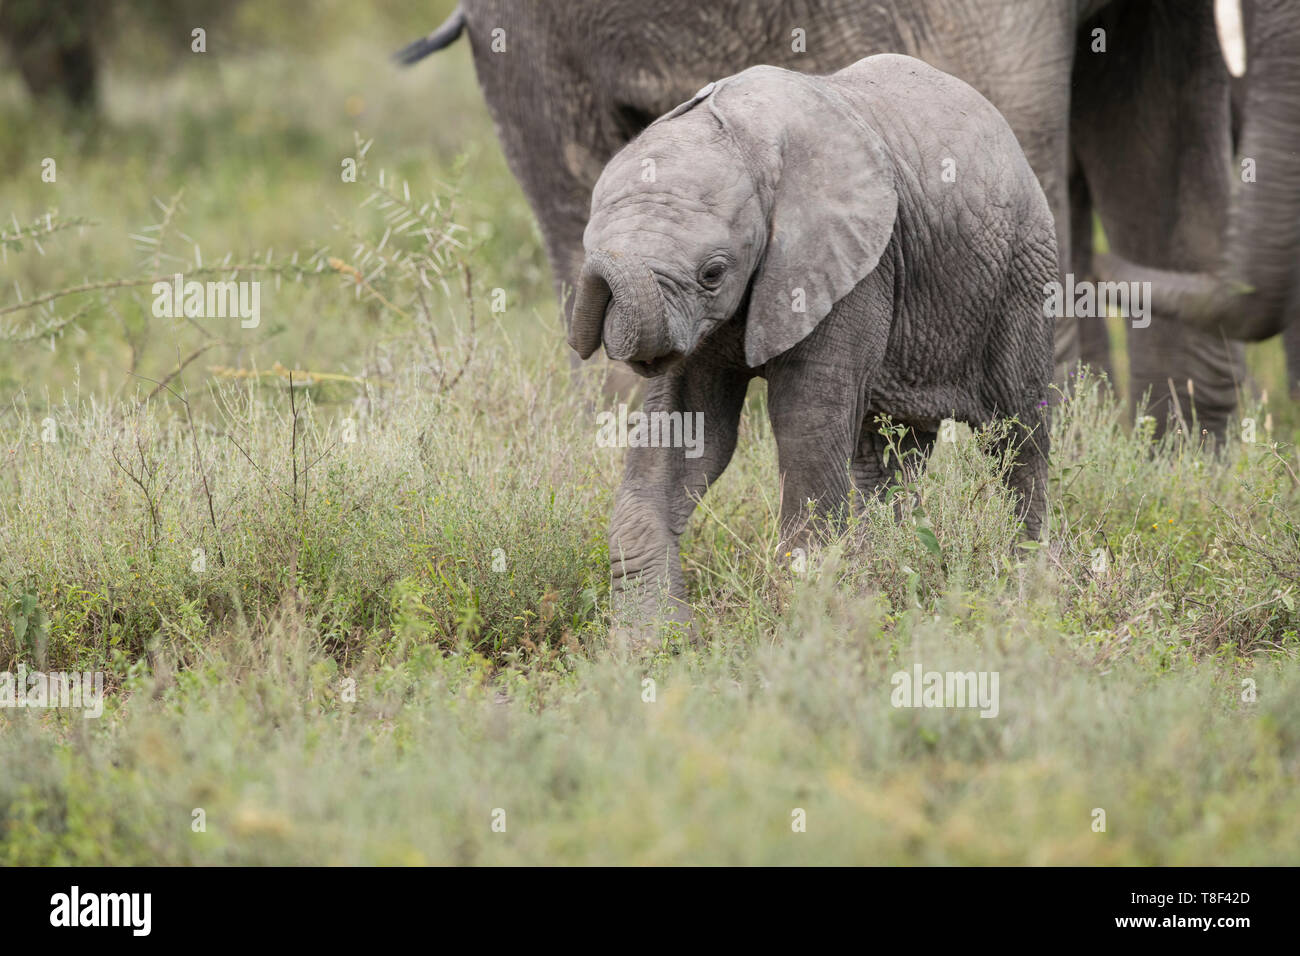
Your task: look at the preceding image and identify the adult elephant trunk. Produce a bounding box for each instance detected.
[568,250,673,362]
[1098,0,1300,343]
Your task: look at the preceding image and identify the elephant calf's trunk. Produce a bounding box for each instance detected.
[568,250,672,362]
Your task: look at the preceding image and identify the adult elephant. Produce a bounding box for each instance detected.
[1234,0,1300,402]
[1091,0,1300,414]
[401,0,1238,435]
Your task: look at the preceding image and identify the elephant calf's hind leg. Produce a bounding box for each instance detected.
[991,417,1049,541]
[852,423,936,518]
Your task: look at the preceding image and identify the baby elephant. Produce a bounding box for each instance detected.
[569,54,1056,638]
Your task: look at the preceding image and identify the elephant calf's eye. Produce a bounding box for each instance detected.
[698,260,728,289]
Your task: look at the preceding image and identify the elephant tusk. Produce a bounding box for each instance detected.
[1215,0,1248,77]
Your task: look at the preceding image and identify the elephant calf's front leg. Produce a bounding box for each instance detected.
[769,405,862,552]
[608,482,689,628]
[606,345,749,645]
[764,301,885,557]
[765,358,867,556]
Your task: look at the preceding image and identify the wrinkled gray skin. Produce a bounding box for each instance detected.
[404,0,1264,439]
[566,57,1056,637]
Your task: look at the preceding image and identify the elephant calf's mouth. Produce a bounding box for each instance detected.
[628,351,684,378]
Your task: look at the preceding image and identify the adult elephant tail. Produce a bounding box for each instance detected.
[393,6,467,65]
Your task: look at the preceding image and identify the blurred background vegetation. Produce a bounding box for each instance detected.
[0,0,556,405]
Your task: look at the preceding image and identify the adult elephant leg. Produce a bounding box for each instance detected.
[462,7,644,399]
[606,323,751,645]
[1072,0,1241,441]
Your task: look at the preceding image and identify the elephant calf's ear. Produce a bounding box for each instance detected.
[740,79,898,367]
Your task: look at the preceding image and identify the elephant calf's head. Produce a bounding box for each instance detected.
[568,67,898,375]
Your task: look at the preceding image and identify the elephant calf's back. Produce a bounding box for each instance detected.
[843,56,1057,424]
